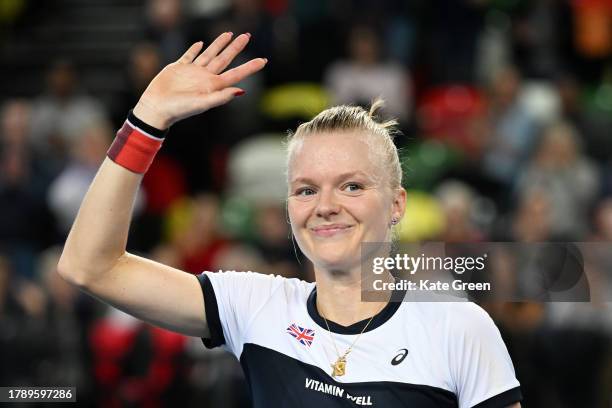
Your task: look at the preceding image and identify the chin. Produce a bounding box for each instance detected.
[296,232,368,271]
[310,247,360,272]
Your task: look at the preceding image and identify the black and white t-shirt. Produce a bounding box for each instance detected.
[197,271,522,408]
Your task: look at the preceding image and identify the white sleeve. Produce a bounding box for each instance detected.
[448,304,522,408]
[196,271,282,357]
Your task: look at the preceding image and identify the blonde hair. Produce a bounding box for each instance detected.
[286,99,402,190]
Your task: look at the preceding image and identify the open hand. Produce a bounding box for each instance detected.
[133,33,267,129]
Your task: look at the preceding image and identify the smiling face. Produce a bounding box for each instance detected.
[287,131,405,273]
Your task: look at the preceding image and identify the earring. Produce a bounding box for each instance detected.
[391,217,399,225]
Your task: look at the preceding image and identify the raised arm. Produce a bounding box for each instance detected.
[57,33,267,337]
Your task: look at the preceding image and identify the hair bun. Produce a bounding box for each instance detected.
[368,98,385,119]
[368,98,398,130]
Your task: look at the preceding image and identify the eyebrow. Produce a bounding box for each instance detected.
[290,171,375,185]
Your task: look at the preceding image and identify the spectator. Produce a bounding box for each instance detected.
[111,42,163,130]
[592,197,612,241]
[515,121,600,239]
[0,99,52,201]
[481,65,541,187]
[0,100,58,277]
[159,194,230,274]
[0,254,47,385]
[556,73,612,162]
[427,0,486,83]
[434,180,485,242]
[34,247,95,397]
[510,188,554,242]
[47,120,144,234]
[511,0,567,78]
[29,60,107,169]
[325,25,411,122]
[587,198,612,306]
[145,0,188,65]
[88,307,191,407]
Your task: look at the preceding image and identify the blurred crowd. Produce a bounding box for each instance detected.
[1,0,611,406]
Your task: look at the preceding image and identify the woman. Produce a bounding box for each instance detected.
[59,33,522,407]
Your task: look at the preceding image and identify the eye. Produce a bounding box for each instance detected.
[343,182,364,193]
[295,187,316,197]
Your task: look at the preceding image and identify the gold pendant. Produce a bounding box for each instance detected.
[331,356,346,377]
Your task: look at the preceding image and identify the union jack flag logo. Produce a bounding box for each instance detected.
[286,323,315,347]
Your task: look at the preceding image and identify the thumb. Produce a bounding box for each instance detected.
[204,87,246,110]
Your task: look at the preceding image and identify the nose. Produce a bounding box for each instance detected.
[315,188,341,219]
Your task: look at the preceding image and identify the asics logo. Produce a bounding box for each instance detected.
[391,348,409,365]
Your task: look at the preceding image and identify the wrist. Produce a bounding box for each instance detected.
[107,111,167,174]
[127,110,168,138]
[133,100,172,130]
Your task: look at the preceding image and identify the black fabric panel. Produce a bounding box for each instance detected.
[196,273,226,348]
[240,343,459,408]
[472,386,522,408]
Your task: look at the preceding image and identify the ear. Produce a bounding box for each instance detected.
[391,187,407,225]
[285,198,291,224]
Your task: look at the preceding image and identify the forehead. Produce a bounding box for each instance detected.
[288,131,380,181]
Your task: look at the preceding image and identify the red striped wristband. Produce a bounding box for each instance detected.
[107,111,168,174]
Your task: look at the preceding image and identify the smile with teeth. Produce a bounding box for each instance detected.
[310,224,353,237]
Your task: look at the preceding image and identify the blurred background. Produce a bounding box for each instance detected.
[0,0,611,406]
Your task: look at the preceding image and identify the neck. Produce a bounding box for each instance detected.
[315,267,394,326]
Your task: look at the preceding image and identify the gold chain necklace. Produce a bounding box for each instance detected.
[322,314,375,378]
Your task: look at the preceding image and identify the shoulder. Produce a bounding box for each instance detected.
[201,270,314,298]
[445,302,501,345]
[407,301,499,338]
[444,302,496,333]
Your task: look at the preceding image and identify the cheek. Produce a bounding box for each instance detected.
[355,196,387,220]
[286,201,313,255]
[287,200,309,228]
[356,197,391,235]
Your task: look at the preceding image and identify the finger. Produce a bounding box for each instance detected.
[178,42,204,64]
[207,33,251,74]
[194,32,233,66]
[201,87,245,110]
[218,58,267,87]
